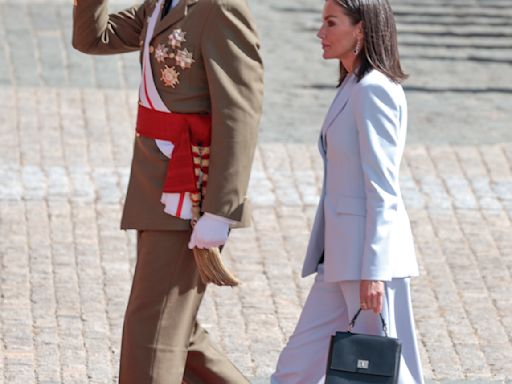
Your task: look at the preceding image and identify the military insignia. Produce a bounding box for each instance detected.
[154,44,170,63]
[175,48,195,69]
[168,29,187,49]
[154,29,194,86]
[160,65,180,87]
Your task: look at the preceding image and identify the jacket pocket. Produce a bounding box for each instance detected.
[336,195,366,216]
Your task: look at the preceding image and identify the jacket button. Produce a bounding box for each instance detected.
[149,45,154,53]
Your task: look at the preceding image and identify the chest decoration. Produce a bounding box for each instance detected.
[160,65,180,87]
[168,29,187,48]
[175,48,194,69]
[154,44,170,63]
[152,28,194,88]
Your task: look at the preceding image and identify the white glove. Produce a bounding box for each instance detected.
[188,213,234,249]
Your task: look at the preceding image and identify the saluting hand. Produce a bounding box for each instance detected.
[360,280,384,314]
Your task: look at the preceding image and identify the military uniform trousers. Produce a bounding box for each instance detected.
[118,230,247,384]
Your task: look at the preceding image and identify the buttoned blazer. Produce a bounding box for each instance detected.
[302,70,419,282]
[72,0,263,230]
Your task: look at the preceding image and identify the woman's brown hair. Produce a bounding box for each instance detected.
[333,0,408,85]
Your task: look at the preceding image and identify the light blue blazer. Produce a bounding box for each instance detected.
[302,70,419,282]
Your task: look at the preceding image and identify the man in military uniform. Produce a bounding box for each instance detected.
[72,0,263,382]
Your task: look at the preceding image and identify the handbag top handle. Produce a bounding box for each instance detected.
[348,308,388,337]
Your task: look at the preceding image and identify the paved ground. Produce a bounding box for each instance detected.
[0,0,511,383]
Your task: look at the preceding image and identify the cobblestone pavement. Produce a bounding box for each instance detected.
[1,0,512,383]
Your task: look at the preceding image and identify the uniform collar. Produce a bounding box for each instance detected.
[153,0,198,38]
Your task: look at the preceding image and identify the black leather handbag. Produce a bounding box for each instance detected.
[325,309,401,384]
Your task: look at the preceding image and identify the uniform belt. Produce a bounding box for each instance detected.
[136,104,212,195]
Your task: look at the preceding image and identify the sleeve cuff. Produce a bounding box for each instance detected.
[204,212,237,225]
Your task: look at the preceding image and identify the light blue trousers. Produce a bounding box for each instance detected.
[271,265,424,384]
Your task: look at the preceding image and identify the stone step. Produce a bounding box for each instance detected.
[393,5,512,18]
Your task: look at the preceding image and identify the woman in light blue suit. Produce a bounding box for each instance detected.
[271,0,424,383]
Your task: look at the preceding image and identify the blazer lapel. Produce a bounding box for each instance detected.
[323,74,357,132]
[152,0,198,38]
[318,134,326,160]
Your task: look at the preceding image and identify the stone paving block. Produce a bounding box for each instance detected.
[480,343,512,380]
[454,343,491,378]
[0,88,19,164]
[493,180,512,202]
[37,32,68,87]
[422,340,463,380]
[18,89,43,165]
[0,311,3,384]
[401,176,426,210]
[68,166,95,202]
[22,165,46,200]
[82,92,115,166]
[455,146,488,179]
[84,340,113,384]
[0,202,35,383]
[92,167,123,204]
[34,335,61,383]
[26,200,62,384]
[119,53,141,89]
[405,146,436,176]
[480,145,512,182]
[7,33,41,87]
[3,360,35,384]
[502,145,512,180]
[211,287,253,373]
[248,152,276,206]
[0,42,11,86]
[104,90,137,167]
[285,144,321,205]
[37,89,65,166]
[0,166,22,200]
[94,55,124,89]
[46,166,71,200]
[57,87,84,118]
[428,146,462,177]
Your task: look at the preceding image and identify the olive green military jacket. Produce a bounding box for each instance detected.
[72,0,263,230]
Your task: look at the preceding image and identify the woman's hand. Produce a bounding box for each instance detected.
[360,280,384,314]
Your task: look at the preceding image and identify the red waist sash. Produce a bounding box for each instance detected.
[136,104,212,194]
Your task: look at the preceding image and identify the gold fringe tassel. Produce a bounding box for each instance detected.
[192,247,239,287]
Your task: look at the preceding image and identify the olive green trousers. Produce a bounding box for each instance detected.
[118,230,248,384]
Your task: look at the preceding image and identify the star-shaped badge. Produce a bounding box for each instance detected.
[160,65,180,88]
[168,29,187,49]
[154,44,170,63]
[175,48,195,70]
